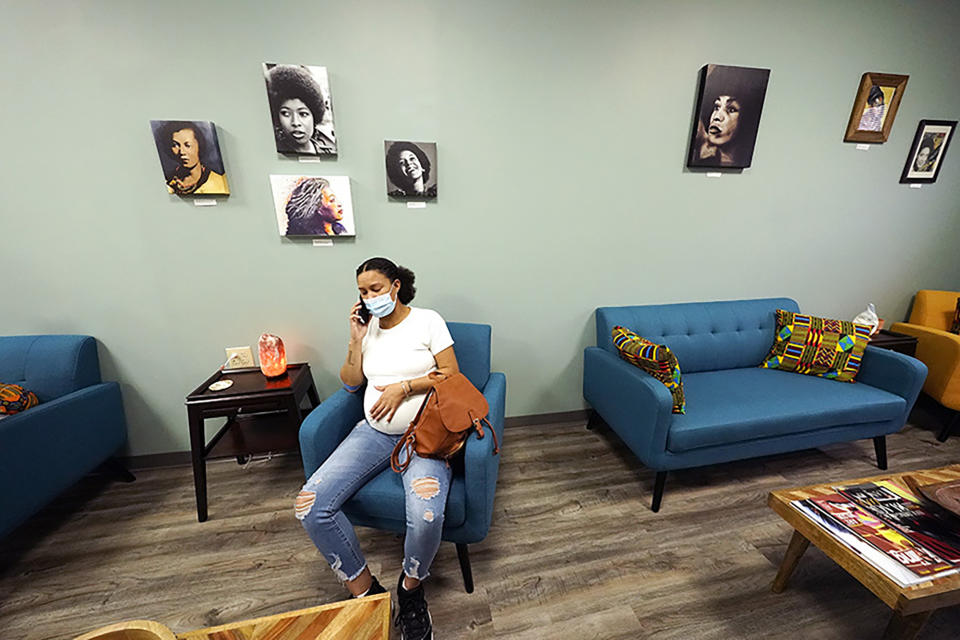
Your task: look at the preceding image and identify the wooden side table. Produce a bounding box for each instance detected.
[870,329,919,357]
[184,363,320,522]
[769,465,960,640]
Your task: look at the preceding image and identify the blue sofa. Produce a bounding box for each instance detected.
[583,298,928,512]
[0,335,129,537]
[299,322,505,592]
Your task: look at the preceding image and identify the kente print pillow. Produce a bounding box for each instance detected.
[760,310,872,382]
[0,383,40,415]
[611,326,685,414]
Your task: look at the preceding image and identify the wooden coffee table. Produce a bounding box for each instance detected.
[769,464,960,639]
[74,593,391,640]
[178,593,390,640]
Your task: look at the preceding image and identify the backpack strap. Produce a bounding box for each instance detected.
[390,422,418,473]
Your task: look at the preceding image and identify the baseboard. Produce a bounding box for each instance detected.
[122,451,192,469]
[504,409,590,428]
[124,411,590,468]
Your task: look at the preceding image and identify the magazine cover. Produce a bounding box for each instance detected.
[790,499,946,587]
[838,481,960,564]
[808,494,954,576]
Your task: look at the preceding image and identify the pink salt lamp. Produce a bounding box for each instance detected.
[258,333,287,377]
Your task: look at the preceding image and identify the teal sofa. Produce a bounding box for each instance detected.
[583,298,928,512]
[0,335,130,537]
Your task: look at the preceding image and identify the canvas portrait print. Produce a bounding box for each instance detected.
[384,141,438,198]
[843,73,908,143]
[263,63,336,155]
[149,120,229,196]
[687,64,770,168]
[900,120,957,184]
[269,175,354,237]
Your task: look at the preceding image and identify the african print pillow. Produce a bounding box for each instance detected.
[0,383,40,415]
[760,310,873,382]
[950,298,960,335]
[612,326,685,414]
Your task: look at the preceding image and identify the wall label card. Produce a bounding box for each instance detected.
[312,238,334,246]
[856,144,871,151]
[706,172,722,178]
[298,157,323,163]
[910,184,923,189]
[407,201,427,209]
[194,199,218,207]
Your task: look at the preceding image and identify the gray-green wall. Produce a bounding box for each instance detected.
[3,1,959,456]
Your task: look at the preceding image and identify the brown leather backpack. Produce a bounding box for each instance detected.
[390,372,500,473]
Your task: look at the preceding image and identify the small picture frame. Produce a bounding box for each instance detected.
[843,72,908,143]
[899,119,957,184]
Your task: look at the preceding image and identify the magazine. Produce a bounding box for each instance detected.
[806,494,954,577]
[790,499,950,587]
[837,481,960,564]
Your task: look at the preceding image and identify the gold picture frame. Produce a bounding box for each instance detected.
[843,72,908,143]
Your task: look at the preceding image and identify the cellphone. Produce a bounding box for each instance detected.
[357,293,371,324]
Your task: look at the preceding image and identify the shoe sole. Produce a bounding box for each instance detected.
[397,610,433,640]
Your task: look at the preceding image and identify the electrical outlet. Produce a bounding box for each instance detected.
[224,346,254,369]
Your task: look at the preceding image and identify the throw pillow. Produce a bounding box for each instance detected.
[951,297,960,335]
[760,310,873,382]
[0,383,40,414]
[612,326,685,413]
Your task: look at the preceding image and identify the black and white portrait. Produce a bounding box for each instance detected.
[263,63,336,156]
[384,141,437,199]
[149,120,229,196]
[687,64,770,168]
[900,120,957,184]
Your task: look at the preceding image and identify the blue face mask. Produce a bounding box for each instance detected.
[364,291,396,318]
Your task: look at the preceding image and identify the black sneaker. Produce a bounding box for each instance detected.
[395,574,433,640]
[355,576,387,598]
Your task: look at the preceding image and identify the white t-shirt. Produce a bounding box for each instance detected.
[361,307,454,435]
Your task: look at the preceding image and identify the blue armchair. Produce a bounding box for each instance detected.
[299,322,506,593]
[583,298,927,512]
[0,335,130,538]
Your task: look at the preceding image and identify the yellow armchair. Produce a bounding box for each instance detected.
[891,289,960,441]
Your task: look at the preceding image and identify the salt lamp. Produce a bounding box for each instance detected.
[258,333,287,377]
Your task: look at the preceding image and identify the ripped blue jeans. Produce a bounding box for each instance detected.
[295,420,452,582]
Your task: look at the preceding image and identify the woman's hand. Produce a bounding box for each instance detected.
[370,383,406,422]
[349,301,368,342]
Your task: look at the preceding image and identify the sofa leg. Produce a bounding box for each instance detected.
[102,457,136,483]
[652,471,667,512]
[586,410,604,431]
[456,543,474,594]
[873,436,887,471]
[937,412,959,443]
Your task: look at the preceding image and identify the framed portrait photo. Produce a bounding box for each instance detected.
[899,120,957,184]
[687,64,771,169]
[149,120,229,196]
[263,63,337,156]
[269,175,355,237]
[384,141,438,199]
[843,72,908,143]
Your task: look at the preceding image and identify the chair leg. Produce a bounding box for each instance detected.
[937,412,959,443]
[873,436,887,470]
[102,457,136,483]
[652,471,667,512]
[456,543,474,594]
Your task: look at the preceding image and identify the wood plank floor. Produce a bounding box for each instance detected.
[2,412,959,640]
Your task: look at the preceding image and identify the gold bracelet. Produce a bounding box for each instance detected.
[402,380,411,397]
